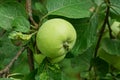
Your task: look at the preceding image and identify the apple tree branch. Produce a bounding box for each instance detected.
[26,0,38,29]
[0,47,26,77]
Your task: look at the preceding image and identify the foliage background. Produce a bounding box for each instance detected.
[0,0,120,80]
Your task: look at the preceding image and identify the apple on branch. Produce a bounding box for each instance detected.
[36,18,77,63]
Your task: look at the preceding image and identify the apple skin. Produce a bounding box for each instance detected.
[111,21,120,38]
[98,48,120,70]
[49,54,66,63]
[36,18,77,63]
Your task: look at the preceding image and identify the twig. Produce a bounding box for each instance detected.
[27,47,34,72]
[0,47,26,77]
[89,0,111,79]
[94,1,110,58]
[107,19,115,39]
[26,0,38,29]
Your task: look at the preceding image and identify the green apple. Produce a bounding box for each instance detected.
[48,54,66,63]
[34,53,46,65]
[36,18,77,63]
[98,48,120,70]
[111,21,120,38]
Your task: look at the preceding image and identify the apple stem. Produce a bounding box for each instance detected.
[63,42,69,51]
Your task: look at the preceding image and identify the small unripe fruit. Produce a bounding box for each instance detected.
[111,21,120,38]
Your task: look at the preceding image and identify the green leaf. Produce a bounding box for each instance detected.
[0,78,12,80]
[9,31,33,40]
[39,72,49,80]
[110,0,120,20]
[7,73,24,80]
[110,0,120,21]
[12,16,30,33]
[0,1,27,30]
[101,38,120,56]
[23,69,37,80]
[61,46,94,79]
[37,62,61,80]
[98,48,120,70]
[11,50,30,74]
[93,0,104,6]
[0,33,20,69]
[93,57,109,77]
[71,46,94,72]
[35,2,47,15]
[110,12,120,21]
[46,0,93,18]
[72,16,98,55]
[0,0,16,3]
[110,0,120,13]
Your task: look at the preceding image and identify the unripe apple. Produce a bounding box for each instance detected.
[111,21,120,38]
[34,53,46,65]
[98,48,120,70]
[36,18,77,63]
[49,54,66,63]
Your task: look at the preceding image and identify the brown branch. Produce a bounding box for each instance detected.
[0,47,26,77]
[94,3,110,58]
[26,0,38,29]
[88,0,111,79]
[27,47,34,72]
